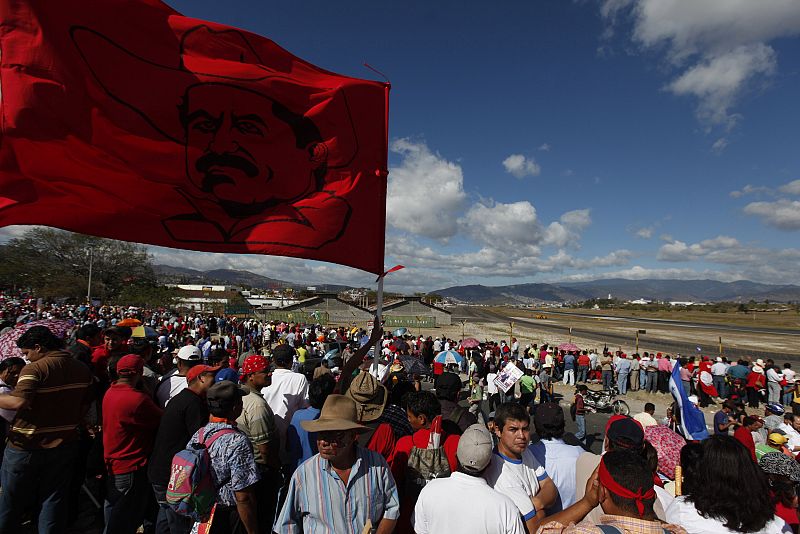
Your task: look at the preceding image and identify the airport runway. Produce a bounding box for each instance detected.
[451,306,799,362]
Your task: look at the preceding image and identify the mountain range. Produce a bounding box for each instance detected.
[153,264,800,303]
[434,278,800,304]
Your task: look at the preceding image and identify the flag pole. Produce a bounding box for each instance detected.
[373,275,384,376]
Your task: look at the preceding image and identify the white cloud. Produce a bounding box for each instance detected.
[461,201,544,249]
[538,143,551,152]
[543,209,592,248]
[743,199,800,230]
[386,138,467,240]
[502,154,541,178]
[602,0,800,129]
[0,225,39,243]
[666,44,776,128]
[657,235,741,261]
[729,184,772,198]
[635,227,653,239]
[779,179,800,196]
[711,137,728,153]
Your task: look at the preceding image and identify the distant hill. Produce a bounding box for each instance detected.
[153,265,352,292]
[435,279,800,304]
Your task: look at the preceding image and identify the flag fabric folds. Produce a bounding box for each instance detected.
[669,361,710,441]
[0,0,388,274]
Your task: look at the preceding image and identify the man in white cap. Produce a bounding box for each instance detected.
[275,394,399,534]
[413,423,524,534]
[155,345,203,408]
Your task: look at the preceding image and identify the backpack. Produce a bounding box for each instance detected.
[166,426,236,522]
[404,441,451,504]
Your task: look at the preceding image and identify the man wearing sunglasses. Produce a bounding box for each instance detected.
[275,394,399,534]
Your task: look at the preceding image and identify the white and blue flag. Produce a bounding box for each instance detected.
[669,361,710,440]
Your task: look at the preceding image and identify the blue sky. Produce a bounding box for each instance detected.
[4,0,800,292]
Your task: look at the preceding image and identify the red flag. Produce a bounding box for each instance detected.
[0,0,388,274]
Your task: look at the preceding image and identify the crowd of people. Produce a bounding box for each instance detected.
[0,297,797,534]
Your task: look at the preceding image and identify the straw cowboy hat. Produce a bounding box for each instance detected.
[301,395,366,433]
[344,371,387,423]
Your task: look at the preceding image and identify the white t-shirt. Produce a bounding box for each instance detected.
[261,368,309,448]
[413,472,525,534]
[155,369,187,408]
[784,368,797,384]
[486,373,498,395]
[483,449,548,522]
[665,496,790,534]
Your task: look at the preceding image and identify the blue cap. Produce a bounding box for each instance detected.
[766,403,785,415]
[214,368,239,384]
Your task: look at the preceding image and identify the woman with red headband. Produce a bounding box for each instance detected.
[536,450,686,533]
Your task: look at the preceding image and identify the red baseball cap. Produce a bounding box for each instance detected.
[117,354,144,375]
[186,364,221,383]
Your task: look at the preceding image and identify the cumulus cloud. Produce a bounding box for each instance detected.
[602,0,800,130]
[634,227,654,239]
[779,179,800,196]
[657,235,741,261]
[461,201,544,249]
[387,139,467,240]
[502,154,541,178]
[743,200,800,230]
[543,209,592,248]
[729,184,772,198]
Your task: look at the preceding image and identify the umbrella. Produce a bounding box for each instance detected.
[323,348,339,362]
[644,424,686,480]
[434,350,463,365]
[393,327,408,337]
[399,355,431,376]
[557,342,580,352]
[461,337,481,349]
[0,319,73,361]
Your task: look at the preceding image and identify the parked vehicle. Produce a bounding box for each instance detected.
[579,385,629,415]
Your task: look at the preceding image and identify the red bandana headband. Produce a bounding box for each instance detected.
[598,457,655,517]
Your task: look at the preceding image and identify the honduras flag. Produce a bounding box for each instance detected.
[669,361,710,440]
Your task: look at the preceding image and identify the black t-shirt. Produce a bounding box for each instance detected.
[147,388,209,486]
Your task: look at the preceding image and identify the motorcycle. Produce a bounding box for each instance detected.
[579,385,630,415]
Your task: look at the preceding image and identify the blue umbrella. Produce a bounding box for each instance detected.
[393,327,408,337]
[434,350,463,365]
[323,348,339,362]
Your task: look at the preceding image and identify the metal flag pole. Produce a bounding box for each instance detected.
[372,275,384,376]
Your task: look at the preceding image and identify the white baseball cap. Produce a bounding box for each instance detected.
[177,345,202,361]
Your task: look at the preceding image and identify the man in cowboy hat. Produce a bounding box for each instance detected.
[275,395,399,534]
[345,370,396,460]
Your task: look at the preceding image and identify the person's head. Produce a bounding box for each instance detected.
[765,402,785,417]
[644,402,655,415]
[760,452,800,510]
[533,402,566,440]
[406,390,441,431]
[16,326,64,360]
[388,379,415,409]
[684,435,773,533]
[301,394,365,463]
[767,432,789,450]
[308,374,336,409]
[679,442,704,497]
[181,83,325,216]
[186,364,219,395]
[433,372,462,401]
[207,348,229,368]
[784,363,792,370]
[206,380,246,420]
[493,402,531,458]
[115,354,145,385]
[75,323,103,346]
[722,400,735,413]
[345,371,387,423]
[597,451,656,519]
[103,326,132,352]
[0,357,26,387]
[272,344,295,369]
[457,424,494,476]
[176,345,202,373]
[241,355,271,389]
[791,414,800,433]
[742,415,762,431]
[605,416,644,453]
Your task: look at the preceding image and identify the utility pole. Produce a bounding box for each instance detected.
[509,321,514,341]
[460,319,466,340]
[86,247,93,305]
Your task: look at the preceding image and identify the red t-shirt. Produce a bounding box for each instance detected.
[775,500,800,528]
[733,425,756,461]
[365,422,396,462]
[390,428,460,485]
[102,382,163,474]
[578,354,590,366]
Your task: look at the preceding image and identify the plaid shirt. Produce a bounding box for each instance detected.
[379,404,413,439]
[537,514,687,534]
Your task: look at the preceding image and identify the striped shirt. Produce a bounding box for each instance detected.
[275,445,400,534]
[9,351,92,449]
[538,514,687,533]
